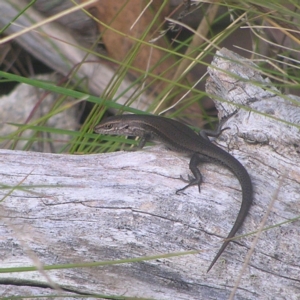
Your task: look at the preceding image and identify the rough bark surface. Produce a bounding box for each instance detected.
[1,48,300,299]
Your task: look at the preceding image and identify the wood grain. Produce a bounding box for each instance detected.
[1,48,300,299]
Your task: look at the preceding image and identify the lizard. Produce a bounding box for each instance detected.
[94,114,253,272]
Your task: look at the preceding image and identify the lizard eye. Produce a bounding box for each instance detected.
[104,124,113,129]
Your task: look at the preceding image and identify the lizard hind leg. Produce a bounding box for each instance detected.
[176,153,205,194]
[199,111,236,140]
[176,174,202,194]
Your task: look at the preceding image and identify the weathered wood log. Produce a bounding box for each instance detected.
[1,48,300,299]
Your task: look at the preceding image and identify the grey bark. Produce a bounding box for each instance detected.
[1,48,300,299]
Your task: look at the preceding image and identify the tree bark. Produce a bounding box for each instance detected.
[1,48,300,299]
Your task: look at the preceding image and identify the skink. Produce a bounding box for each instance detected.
[94,114,253,272]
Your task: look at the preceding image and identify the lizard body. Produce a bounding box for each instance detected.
[94,114,253,272]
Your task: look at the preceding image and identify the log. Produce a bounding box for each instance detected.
[1,48,300,299]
